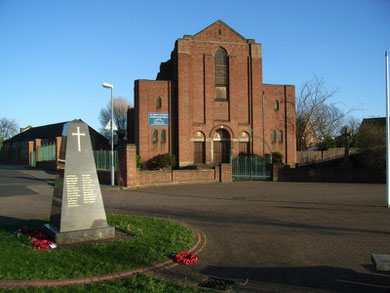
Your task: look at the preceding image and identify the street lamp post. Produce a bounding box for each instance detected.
[102,83,115,186]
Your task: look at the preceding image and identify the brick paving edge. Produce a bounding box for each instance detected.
[0,227,206,289]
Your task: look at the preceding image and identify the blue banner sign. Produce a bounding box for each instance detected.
[149,113,169,126]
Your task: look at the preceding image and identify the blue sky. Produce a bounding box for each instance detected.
[0,0,389,132]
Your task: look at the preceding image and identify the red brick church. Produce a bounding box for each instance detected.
[129,20,296,167]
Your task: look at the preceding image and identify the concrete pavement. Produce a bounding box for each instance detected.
[1,163,390,292]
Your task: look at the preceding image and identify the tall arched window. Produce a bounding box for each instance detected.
[156,97,162,109]
[215,48,228,100]
[160,129,166,143]
[152,129,158,143]
[278,130,283,143]
[271,130,276,144]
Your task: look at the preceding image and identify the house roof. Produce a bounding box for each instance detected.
[361,117,385,128]
[5,122,67,143]
[4,120,107,145]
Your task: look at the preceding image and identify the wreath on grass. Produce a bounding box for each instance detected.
[173,252,198,265]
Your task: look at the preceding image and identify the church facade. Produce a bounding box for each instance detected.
[129,20,296,167]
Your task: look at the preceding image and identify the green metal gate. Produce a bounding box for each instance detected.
[232,156,272,181]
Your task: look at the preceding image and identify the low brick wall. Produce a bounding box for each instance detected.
[116,144,233,187]
[172,169,216,183]
[138,169,216,186]
[276,166,385,183]
[139,170,172,185]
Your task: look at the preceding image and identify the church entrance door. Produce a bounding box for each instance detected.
[213,129,231,163]
[194,142,205,164]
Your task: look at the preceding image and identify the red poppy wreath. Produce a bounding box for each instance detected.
[173,252,198,265]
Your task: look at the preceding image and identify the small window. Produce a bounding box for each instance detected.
[161,130,166,143]
[152,129,158,143]
[156,97,162,109]
[271,131,276,144]
[278,130,283,143]
[275,100,279,112]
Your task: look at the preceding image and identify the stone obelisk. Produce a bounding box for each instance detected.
[44,120,115,244]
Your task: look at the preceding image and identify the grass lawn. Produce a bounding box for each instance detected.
[0,274,204,292]
[0,214,194,280]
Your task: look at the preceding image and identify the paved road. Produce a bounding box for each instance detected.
[0,164,54,226]
[1,163,390,292]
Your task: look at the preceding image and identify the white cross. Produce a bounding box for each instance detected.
[72,126,85,152]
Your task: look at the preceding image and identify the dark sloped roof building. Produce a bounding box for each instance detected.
[3,121,108,150]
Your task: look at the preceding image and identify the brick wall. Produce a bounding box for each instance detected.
[117,144,139,188]
[139,170,171,185]
[134,80,170,163]
[118,143,231,187]
[172,169,216,183]
[219,163,232,183]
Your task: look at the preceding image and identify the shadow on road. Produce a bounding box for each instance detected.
[0,215,23,227]
[201,265,390,292]
[106,206,390,237]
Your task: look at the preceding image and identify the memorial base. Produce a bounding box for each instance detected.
[43,224,115,245]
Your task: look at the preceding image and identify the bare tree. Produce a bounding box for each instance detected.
[296,75,350,150]
[344,115,361,135]
[312,103,345,139]
[0,118,18,140]
[99,97,132,140]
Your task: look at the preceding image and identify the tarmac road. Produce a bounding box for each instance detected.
[1,162,390,292]
[0,163,53,226]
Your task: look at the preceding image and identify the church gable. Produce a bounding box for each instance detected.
[192,20,247,44]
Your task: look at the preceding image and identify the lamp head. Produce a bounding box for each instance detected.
[102,83,114,89]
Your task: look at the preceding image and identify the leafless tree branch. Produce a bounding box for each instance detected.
[99,97,132,140]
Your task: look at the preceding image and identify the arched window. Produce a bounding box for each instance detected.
[275,100,279,111]
[278,130,283,143]
[160,129,166,143]
[152,129,158,143]
[215,48,228,100]
[156,97,162,109]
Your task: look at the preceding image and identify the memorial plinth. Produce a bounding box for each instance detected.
[44,120,115,244]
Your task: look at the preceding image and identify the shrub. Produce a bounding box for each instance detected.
[271,152,283,162]
[145,153,176,170]
[136,154,144,170]
[317,135,336,151]
[264,153,272,163]
[356,123,385,170]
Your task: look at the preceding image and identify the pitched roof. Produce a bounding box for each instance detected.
[361,117,385,128]
[4,121,107,145]
[5,122,67,143]
[192,20,247,43]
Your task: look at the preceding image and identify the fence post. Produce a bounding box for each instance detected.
[272,163,284,182]
[35,139,41,162]
[28,141,34,166]
[55,137,62,169]
[219,163,232,183]
[117,144,139,187]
